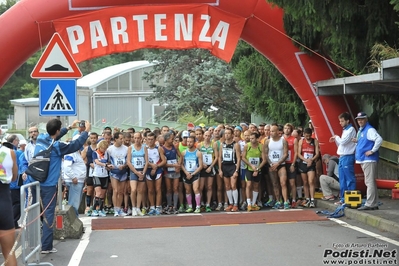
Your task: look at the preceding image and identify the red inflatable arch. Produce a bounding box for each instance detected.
[0,0,364,189]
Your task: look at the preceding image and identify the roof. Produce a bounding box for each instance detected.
[10,98,39,106]
[316,58,399,95]
[77,60,155,89]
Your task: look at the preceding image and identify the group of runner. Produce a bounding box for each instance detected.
[79,121,321,217]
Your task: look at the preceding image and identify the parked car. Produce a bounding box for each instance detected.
[1,133,26,144]
[0,124,8,135]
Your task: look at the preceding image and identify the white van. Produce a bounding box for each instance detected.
[0,125,8,135]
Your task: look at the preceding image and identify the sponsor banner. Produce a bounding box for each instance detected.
[69,0,219,10]
[54,4,245,62]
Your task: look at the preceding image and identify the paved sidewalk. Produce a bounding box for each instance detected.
[316,196,399,236]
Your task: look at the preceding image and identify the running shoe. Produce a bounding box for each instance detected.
[173,207,179,214]
[264,199,275,207]
[273,201,282,209]
[200,205,206,212]
[165,207,172,215]
[194,206,201,213]
[119,209,127,216]
[309,201,315,208]
[284,201,290,210]
[127,208,132,216]
[291,201,297,209]
[155,208,161,215]
[186,207,193,213]
[91,210,99,217]
[240,202,247,211]
[178,204,186,213]
[99,210,107,217]
[136,208,144,216]
[251,204,261,211]
[224,205,233,212]
[148,208,156,216]
[85,207,92,217]
[215,203,223,211]
[257,200,263,208]
[231,205,239,212]
[132,208,137,216]
[247,205,252,212]
[205,206,212,212]
[114,210,119,217]
[302,200,310,208]
[141,208,147,215]
[41,248,57,254]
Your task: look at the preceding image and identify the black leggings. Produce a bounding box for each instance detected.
[0,183,15,230]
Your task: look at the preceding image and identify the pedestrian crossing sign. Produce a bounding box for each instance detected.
[39,79,77,116]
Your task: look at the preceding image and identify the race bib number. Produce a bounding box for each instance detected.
[286,150,291,162]
[223,149,233,161]
[271,151,281,162]
[167,159,177,171]
[132,157,144,168]
[203,154,212,165]
[303,152,313,163]
[249,157,260,167]
[185,159,197,172]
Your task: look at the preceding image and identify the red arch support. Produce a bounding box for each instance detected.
[0,0,364,190]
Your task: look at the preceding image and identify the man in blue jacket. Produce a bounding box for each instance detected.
[353,112,382,211]
[32,119,90,254]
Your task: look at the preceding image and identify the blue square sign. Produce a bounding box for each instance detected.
[39,79,77,116]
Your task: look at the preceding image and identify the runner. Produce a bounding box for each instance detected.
[283,123,298,208]
[127,132,148,216]
[297,127,320,208]
[107,132,129,217]
[264,124,289,209]
[181,136,203,213]
[81,132,98,216]
[160,132,182,214]
[241,132,267,211]
[218,128,241,212]
[92,140,111,217]
[197,130,218,212]
[145,132,166,215]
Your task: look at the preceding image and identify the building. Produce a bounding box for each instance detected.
[10,61,166,131]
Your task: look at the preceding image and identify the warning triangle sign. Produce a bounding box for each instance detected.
[31,33,82,79]
[42,84,74,112]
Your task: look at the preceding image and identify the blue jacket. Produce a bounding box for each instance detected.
[28,128,88,187]
[355,122,380,163]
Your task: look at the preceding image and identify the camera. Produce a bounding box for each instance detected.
[79,120,86,127]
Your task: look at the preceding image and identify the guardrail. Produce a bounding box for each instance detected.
[20,182,53,266]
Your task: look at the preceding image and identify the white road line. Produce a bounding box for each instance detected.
[67,217,94,266]
[330,218,399,247]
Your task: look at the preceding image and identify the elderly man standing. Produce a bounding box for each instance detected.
[353,112,383,211]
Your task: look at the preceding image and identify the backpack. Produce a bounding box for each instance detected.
[25,140,54,182]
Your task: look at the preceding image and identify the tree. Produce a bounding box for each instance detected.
[142,49,250,123]
[232,41,307,125]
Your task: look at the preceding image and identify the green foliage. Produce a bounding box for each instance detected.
[232,42,307,125]
[142,49,250,124]
[270,0,399,74]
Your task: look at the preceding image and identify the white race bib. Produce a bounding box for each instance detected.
[249,157,260,167]
[271,151,281,162]
[167,159,177,171]
[223,149,233,161]
[132,157,144,168]
[203,154,212,165]
[303,152,313,163]
[185,159,197,172]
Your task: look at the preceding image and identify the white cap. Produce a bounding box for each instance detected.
[18,139,27,146]
[182,130,189,138]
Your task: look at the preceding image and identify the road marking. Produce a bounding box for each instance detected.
[68,217,94,266]
[266,221,297,225]
[330,218,399,247]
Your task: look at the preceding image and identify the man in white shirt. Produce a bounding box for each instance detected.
[329,112,356,204]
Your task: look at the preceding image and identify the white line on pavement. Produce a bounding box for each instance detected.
[68,217,94,266]
[330,218,399,247]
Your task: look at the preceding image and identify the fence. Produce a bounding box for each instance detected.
[20,182,53,266]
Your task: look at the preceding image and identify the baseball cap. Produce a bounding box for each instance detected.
[182,130,189,138]
[199,123,205,127]
[355,112,367,119]
[240,122,248,128]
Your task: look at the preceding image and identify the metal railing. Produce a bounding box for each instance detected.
[20,182,53,266]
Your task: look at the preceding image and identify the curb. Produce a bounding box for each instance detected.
[316,200,399,236]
